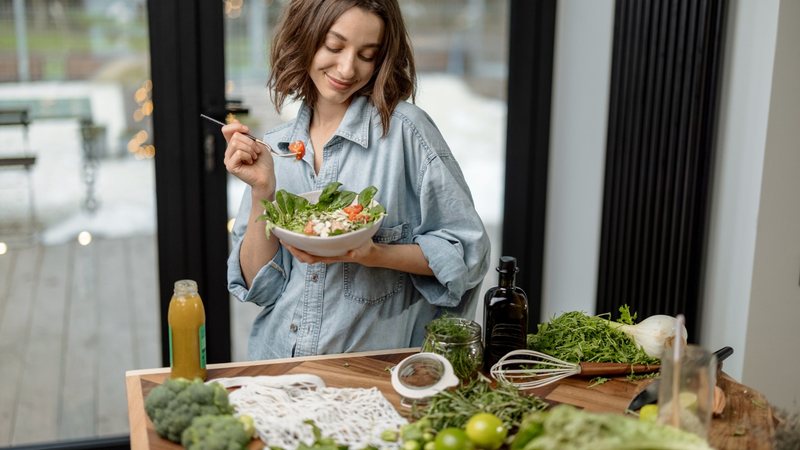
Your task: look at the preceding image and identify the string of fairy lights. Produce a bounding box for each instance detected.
[128,79,155,159]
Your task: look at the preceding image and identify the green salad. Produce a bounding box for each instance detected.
[259,181,385,239]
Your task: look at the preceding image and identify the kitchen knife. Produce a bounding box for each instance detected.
[627,346,734,411]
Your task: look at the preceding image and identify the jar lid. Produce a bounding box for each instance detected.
[391,352,459,401]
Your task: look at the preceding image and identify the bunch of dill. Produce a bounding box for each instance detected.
[526,307,658,365]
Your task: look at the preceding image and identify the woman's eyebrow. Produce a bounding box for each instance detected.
[327,30,380,48]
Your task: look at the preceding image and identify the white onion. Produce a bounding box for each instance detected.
[607,315,688,358]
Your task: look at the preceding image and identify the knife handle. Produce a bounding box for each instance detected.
[714,346,734,362]
[578,362,660,377]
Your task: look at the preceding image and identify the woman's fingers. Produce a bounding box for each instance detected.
[221,121,248,143]
[224,134,260,164]
[282,242,361,265]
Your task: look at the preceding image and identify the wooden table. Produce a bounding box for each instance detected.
[126,348,776,450]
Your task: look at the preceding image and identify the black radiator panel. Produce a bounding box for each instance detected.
[597,0,727,340]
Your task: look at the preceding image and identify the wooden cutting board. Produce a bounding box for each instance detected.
[126,348,775,450]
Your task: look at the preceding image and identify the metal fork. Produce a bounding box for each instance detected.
[200,114,297,158]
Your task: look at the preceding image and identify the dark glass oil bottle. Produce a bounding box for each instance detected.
[483,256,528,371]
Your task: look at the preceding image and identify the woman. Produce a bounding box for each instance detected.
[224,0,491,360]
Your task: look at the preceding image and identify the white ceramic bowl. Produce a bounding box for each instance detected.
[270,190,385,257]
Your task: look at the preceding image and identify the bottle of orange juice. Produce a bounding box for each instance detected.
[168,279,207,380]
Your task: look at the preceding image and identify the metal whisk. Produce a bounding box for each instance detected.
[490,349,659,389]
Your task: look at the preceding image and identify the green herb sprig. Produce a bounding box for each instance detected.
[414,375,548,432]
[527,306,658,365]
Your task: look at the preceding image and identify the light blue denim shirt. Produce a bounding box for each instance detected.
[228,95,491,360]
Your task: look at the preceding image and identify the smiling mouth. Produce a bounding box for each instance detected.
[326,73,355,91]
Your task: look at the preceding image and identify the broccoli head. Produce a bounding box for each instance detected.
[181,414,255,450]
[144,378,234,442]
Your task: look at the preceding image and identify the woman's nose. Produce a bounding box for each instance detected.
[337,51,356,79]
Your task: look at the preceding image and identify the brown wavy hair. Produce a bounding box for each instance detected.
[268,0,416,135]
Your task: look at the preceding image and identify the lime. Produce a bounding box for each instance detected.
[434,427,474,450]
[639,404,658,422]
[465,413,507,450]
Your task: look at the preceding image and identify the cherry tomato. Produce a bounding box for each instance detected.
[289,140,305,160]
[434,428,473,450]
[303,220,315,235]
[465,413,507,450]
[343,204,364,220]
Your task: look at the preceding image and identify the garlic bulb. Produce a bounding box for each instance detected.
[607,315,688,358]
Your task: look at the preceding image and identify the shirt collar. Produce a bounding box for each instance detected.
[334,95,371,149]
[277,96,372,151]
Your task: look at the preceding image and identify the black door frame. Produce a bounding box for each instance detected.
[502,0,557,329]
[147,0,231,365]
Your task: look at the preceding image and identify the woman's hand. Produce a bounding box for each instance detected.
[281,240,434,276]
[282,239,378,266]
[222,121,275,197]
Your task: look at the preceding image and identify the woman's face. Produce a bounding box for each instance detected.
[310,7,384,108]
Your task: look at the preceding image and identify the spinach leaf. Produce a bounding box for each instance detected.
[275,190,294,219]
[357,186,378,207]
[260,200,281,223]
[287,192,309,212]
[329,191,357,210]
[317,181,343,206]
[367,204,385,217]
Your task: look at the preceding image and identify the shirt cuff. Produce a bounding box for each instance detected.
[227,239,288,308]
[411,234,468,307]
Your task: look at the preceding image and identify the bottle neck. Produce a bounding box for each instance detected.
[498,272,516,288]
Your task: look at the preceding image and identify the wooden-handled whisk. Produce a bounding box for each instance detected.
[490,349,659,389]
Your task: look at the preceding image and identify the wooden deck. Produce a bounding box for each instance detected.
[0,235,159,446]
[0,233,258,446]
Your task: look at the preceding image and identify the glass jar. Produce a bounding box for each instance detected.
[421,317,483,382]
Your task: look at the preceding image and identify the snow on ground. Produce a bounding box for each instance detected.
[0,74,505,248]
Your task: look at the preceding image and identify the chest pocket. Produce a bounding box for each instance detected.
[343,223,410,305]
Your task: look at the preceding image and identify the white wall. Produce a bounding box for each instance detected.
[738,0,800,412]
[700,0,780,382]
[543,0,615,320]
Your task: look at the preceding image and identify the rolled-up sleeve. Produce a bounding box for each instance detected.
[411,152,491,310]
[226,187,291,309]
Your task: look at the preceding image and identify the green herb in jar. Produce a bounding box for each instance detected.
[422,315,483,382]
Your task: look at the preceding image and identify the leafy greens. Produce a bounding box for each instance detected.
[527,306,659,365]
[259,182,385,239]
[511,404,713,450]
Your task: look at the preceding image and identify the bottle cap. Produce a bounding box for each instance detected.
[497,256,518,274]
[174,279,198,295]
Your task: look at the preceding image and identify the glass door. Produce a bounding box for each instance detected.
[0,0,157,447]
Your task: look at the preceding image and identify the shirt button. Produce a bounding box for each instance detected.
[311,273,319,282]
[289,323,298,332]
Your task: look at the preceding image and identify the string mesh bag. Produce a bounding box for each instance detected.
[228,378,407,449]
